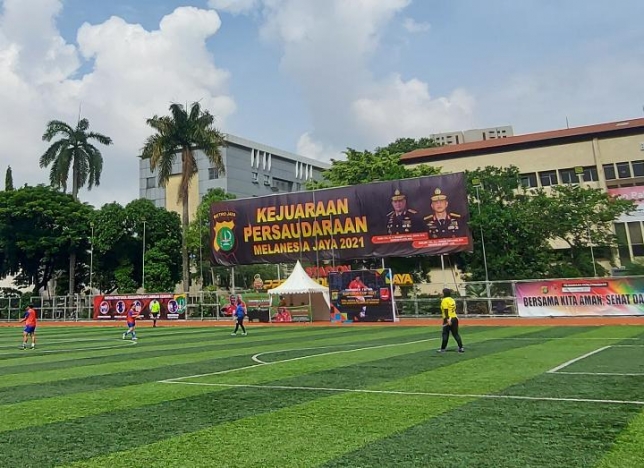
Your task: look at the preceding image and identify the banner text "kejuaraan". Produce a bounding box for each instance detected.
[256,199,349,223]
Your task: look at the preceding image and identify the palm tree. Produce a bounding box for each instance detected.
[141,102,226,292]
[40,118,113,200]
[40,118,113,295]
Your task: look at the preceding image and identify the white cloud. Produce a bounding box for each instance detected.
[479,55,644,133]
[207,0,259,15]
[352,75,474,144]
[0,2,235,207]
[216,0,472,153]
[402,17,430,33]
[296,132,342,162]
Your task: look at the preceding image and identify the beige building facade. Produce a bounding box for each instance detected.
[402,118,644,283]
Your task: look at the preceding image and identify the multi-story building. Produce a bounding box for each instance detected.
[140,134,330,222]
[402,117,644,267]
[430,126,513,146]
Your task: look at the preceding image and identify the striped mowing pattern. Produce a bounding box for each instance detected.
[1,325,643,467]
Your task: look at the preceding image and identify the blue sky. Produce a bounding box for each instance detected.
[1,0,643,207]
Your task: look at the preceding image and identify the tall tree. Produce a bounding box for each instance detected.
[4,166,13,191]
[0,185,92,294]
[307,148,440,189]
[39,117,112,295]
[90,200,182,293]
[141,102,226,292]
[375,137,440,154]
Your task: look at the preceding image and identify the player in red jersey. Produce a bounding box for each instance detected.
[20,304,37,350]
[122,303,141,342]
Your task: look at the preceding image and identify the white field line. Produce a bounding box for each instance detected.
[551,371,644,377]
[609,344,644,347]
[494,337,642,341]
[0,341,137,356]
[159,381,644,406]
[0,337,127,349]
[159,338,439,382]
[547,346,612,373]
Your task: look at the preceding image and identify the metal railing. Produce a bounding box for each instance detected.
[1,276,629,321]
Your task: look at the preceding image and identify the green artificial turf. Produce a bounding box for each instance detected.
[0,324,643,467]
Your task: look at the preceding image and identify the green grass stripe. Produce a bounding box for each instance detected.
[0,327,528,433]
[0,326,363,368]
[374,326,644,394]
[0,327,428,374]
[0,331,543,467]
[323,329,644,467]
[65,328,644,467]
[595,409,644,468]
[323,399,639,467]
[66,393,466,468]
[0,328,434,388]
[0,330,443,405]
[179,326,539,386]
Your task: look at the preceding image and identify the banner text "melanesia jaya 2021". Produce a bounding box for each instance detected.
[210,173,472,266]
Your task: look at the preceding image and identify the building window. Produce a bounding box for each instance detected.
[617,162,632,179]
[615,223,631,264]
[252,172,259,183]
[582,166,599,182]
[208,168,219,180]
[263,174,271,185]
[520,173,538,188]
[603,164,616,180]
[295,183,301,191]
[629,222,644,257]
[146,177,156,189]
[272,178,293,192]
[633,160,644,177]
[538,170,558,187]
[558,168,579,185]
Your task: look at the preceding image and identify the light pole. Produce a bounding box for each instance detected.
[142,219,146,291]
[89,223,94,292]
[472,178,492,312]
[576,167,598,277]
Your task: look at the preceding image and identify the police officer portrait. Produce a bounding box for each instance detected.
[385,189,424,235]
[424,188,464,238]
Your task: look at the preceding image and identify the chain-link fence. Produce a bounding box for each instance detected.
[25,276,644,321]
[1,295,95,322]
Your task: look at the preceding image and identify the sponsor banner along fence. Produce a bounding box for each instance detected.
[210,173,472,266]
[93,294,187,320]
[328,269,397,323]
[516,278,644,316]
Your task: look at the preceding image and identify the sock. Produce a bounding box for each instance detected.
[131,331,137,339]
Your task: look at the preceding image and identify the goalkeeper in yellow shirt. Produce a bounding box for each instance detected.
[438,288,464,353]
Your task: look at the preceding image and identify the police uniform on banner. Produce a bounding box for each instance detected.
[424,188,463,238]
[386,189,424,234]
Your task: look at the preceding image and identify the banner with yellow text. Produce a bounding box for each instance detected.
[210,173,472,265]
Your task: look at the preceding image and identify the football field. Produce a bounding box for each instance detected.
[1,324,644,467]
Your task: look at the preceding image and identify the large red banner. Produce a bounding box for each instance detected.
[210,173,472,266]
[93,294,187,320]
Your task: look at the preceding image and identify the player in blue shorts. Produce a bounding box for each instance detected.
[122,304,140,342]
[20,304,38,349]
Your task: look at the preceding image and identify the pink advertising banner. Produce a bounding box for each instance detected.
[515,278,644,316]
[608,187,644,222]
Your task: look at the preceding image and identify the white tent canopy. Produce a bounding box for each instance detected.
[267,261,330,321]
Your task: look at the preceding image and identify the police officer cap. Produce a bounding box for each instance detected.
[391,189,406,201]
[431,188,447,201]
